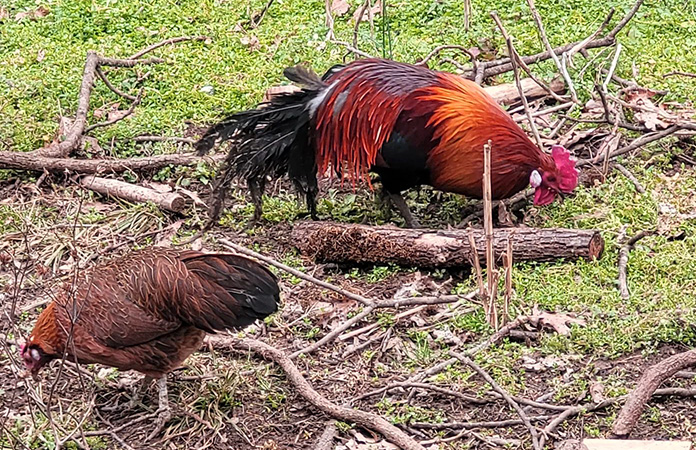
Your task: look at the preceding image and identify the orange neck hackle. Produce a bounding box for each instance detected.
[421,73,554,198]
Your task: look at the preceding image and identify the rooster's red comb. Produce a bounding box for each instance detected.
[552,145,578,193]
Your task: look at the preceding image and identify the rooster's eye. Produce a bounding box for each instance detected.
[547,175,556,183]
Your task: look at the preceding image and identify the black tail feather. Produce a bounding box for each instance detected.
[195,64,327,223]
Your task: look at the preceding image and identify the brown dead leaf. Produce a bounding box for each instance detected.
[144,181,174,194]
[190,237,203,252]
[558,128,601,148]
[34,6,49,17]
[36,49,45,63]
[107,108,129,122]
[155,220,184,247]
[533,307,586,335]
[0,8,9,21]
[624,87,674,131]
[331,0,350,16]
[15,6,49,21]
[56,116,74,141]
[353,0,381,22]
[176,187,207,207]
[240,35,260,51]
[93,102,120,120]
[583,99,605,116]
[82,136,105,155]
[589,381,605,403]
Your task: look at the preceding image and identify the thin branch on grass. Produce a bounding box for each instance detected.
[479,0,643,79]
[330,40,375,59]
[248,0,275,28]
[95,66,137,101]
[132,135,196,145]
[450,351,542,450]
[578,122,696,167]
[482,140,500,327]
[602,42,623,94]
[614,163,646,194]
[415,45,478,75]
[663,71,696,78]
[30,53,161,159]
[211,336,426,450]
[524,0,578,102]
[0,151,225,174]
[617,230,654,300]
[490,13,544,149]
[128,35,208,60]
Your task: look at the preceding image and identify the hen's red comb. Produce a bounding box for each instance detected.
[552,145,578,193]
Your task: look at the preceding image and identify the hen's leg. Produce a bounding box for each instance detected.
[387,192,421,228]
[146,377,171,441]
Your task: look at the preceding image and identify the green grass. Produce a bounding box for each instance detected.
[1,0,694,152]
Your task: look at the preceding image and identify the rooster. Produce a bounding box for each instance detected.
[197,58,578,227]
[21,247,280,438]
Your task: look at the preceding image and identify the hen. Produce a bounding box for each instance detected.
[21,247,280,437]
[197,58,578,227]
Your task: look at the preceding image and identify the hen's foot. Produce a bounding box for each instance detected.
[146,377,171,442]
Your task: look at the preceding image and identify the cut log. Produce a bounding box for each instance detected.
[485,77,565,106]
[80,175,185,212]
[292,222,604,268]
[263,77,565,107]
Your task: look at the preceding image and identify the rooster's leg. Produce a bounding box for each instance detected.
[146,376,171,441]
[387,192,421,228]
[249,177,265,223]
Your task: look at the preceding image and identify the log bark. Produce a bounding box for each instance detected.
[292,222,604,268]
[80,175,186,212]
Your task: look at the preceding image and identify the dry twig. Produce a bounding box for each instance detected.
[210,336,426,450]
[617,230,654,300]
[450,351,542,450]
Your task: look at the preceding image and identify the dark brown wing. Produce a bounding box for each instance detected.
[55,267,182,349]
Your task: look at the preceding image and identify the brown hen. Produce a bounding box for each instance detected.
[20,247,280,438]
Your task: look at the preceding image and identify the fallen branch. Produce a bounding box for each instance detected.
[292,222,605,267]
[617,230,653,300]
[30,53,162,159]
[612,350,696,438]
[209,336,426,450]
[477,0,643,79]
[79,176,186,213]
[0,151,224,174]
[451,351,541,450]
[219,236,473,358]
